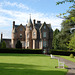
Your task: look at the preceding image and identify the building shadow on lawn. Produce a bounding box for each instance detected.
[0,63,67,75]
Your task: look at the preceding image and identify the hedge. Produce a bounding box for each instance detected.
[51,50,75,56]
[0,48,43,54]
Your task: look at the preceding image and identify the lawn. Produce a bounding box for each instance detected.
[0,53,67,75]
[60,55,75,63]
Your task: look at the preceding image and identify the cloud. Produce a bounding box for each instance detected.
[0,1,63,39]
[0,1,29,10]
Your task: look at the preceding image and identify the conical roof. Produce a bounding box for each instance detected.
[27,15,32,26]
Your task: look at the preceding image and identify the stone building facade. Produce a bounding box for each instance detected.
[11,17,53,53]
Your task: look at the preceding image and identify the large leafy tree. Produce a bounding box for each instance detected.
[56,0,75,50]
[52,29,60,49]
[57,9,75,50]
[67,33,75,50]
[56,0,75,19]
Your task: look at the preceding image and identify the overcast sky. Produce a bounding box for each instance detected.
[0,0,72,39]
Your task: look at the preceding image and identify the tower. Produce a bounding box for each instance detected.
[25,15,33,49]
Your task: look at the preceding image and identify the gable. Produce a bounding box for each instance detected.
[16,24,25,32]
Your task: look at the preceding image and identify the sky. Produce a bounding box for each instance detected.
[0,0,72,39]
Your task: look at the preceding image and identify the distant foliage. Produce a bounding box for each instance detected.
[70,53,74,58]
[1,41,6,48]
[67,33,75,50]
[16,40,22,49]
[52,29,60,49]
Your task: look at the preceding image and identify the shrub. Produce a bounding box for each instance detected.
[1,41,6,48]
[16,40,22,49]
[70,54,74,58]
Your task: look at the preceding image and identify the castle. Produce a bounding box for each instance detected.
[1,16,53,53]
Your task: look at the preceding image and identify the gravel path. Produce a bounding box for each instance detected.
[55,56,75,75]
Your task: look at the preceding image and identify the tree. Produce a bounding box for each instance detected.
[67,33,75,50]
[16,40,22,49]
[56,0,75,50]
[55,9,75,50]
[52,29,60,49]
[1,41,6,48]
[56,0,75,18]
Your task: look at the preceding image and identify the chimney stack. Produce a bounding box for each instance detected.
[33,19,36,25]
[1,33,3,42]
[13,21,15,29]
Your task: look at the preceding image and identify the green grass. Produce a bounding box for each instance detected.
[0,53,67,75]
[59,55,75,63]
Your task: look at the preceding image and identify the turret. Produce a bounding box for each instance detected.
[27,15,32,27]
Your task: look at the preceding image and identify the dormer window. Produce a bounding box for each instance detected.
[44,26,46,29]
[20,34,22,38]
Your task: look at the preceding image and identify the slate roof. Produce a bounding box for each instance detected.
[27,17,32,26]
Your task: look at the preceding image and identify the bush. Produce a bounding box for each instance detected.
[0,48,43,54]
[16,40,22,49]
[1,41,6,48]
[70,54,74,58]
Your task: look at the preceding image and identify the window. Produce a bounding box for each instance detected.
[20,28,23,31]
[40,41,42,48]
[24,42,26,47]
[44,26,46,29]
[43,32,46,37]
[20,34,22,38]
[27,41,29,47]
[33,32,35,36]
[30,27,32,30]
[43,41,46,47]
[27,34,29,38]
